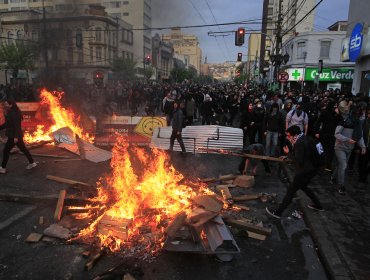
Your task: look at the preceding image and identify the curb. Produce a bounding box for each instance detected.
[284,167,354,280]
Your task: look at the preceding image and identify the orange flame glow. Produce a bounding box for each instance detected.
[24,89,93,143]
[76,135,207,254]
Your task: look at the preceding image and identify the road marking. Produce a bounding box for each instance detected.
[0,206,37,231]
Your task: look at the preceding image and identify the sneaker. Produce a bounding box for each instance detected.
[266,207,281,219]
[26,162,38,170]
[307,203,324,212]
[338,186,346,195]
[0,167,6,174]
[324,168,332,172]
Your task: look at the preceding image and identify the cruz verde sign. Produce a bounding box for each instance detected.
[305,68,354,82]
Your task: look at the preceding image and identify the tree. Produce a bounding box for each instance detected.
[112,56,137,81]
[0,41,38,85]
[170,67,197,83]
[142,66,154,80]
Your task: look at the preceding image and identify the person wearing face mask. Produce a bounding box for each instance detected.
[240,102,254,148]
[263,103,284,157]
[286,102,309,135]
[250,100,265,144]
[0,98,37,174]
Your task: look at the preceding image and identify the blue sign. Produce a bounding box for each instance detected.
[349,23,364,62]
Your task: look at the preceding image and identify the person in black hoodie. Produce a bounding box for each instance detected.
[240,102,254,149]
[263,103,284,157]
[0,98,37,174]
[250,100,265,144]
[315,100,341,171]
[266,125,323,219]
[169,101,186,153]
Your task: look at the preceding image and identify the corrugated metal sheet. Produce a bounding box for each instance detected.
[150,125,243,153]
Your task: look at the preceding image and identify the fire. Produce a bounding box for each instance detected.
[24,89,93,143]
[75,135,206,254]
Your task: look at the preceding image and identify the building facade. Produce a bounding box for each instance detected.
[341,0,370,96]
[260,0,315,77]
[282,27,354,92]
[247,33,261,80]
[0,5,134,86]
[162,28,202,74]
[151,33,174,81]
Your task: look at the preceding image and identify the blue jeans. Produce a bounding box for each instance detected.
[333,149,352,186]
[265,131,279,157]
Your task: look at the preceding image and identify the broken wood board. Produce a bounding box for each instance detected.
[54,158,83,163]
[232,194,260,202]
[247,231,267,241]
[218,186,232,201]
[187,208,219,228]
[200,174,238,183]
[192,195,223,213]
[242,153,292,163]
[0,192,90,205]
[29,153,72,159]
[233,204,250,211]
[46,175,93,188]
[54,190,66,221]
[165,211,187,238]
[224,218,272,236]
[98,214,132,241]
[233,175,255,188]
[25,233,43,243]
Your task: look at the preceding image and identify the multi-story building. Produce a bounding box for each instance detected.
[246,33,261,80]
[151,33,174,81]
[260,0,315,77]
[0,4,134,86]
[102,0,152,69]
[162,28,202,74]
[0,0,148,69]
[282,23,354,92]
[341,0,370,96]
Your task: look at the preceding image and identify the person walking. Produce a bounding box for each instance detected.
[266,125,323,219]
[169,102,186,154]
[0,98,37,174]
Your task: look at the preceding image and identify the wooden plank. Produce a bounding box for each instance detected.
[224,218,272,236]
[30,153,72,159]
[232,194,260,202]
[219,174,238,181]
[0,192,89,205]
[187,208,218,228]
[247,231,267,241]
[25,233,43,243]
[46,175,93,188]
[54,159,82,162]
[233,204,250,211]
[54,190,66,221]
[233,175,255,188]
[192,195,223,213]
[218,186,232,200]
[164,211,187,238]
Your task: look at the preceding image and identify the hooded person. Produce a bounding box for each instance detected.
[263,102,284,157]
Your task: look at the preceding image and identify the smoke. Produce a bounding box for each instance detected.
[151,0,192,29]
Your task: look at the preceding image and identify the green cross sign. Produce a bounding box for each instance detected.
[292,70,301,79]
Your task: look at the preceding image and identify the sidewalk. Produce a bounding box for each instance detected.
[296,171,370,280]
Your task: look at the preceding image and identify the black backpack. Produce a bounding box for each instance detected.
[305,136,325,168]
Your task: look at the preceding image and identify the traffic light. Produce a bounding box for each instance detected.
[144,55,151,64]
[237,52,243,62]
[235,27,245,46]
[318,59,323,73]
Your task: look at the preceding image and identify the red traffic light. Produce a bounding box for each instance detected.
[235,27,245,46]
[237,53,243,61]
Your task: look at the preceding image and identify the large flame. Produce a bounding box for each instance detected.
[24,89,93,143]
[76,135,206,254]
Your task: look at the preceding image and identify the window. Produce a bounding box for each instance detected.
[267,7,273,16]
[66,29,73,45]
[123,1,129,4]
[90,47,94,63]
[7,31,13,44]
[96,47,102,62]
[123,12,129,16]
[77,49,83,64]
[68,47,73,63]
[96,27,102,42]
[52,48,58,61]
[32,30,39,42]
[320,41,331,58]
[16,30,23,40]
[296,41,306,58]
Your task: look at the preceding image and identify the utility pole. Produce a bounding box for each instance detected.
[274,0,283,84]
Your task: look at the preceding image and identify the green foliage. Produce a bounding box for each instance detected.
[142,66,154,79]
[0,41,38,79]
[112,56,137,81]
[170,67,198,83]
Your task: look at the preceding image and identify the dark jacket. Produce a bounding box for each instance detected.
[315,108,342,136]
[263,109,284,133]
[0,110,23,138]
[290,136,316,172]
[172,108,185,132]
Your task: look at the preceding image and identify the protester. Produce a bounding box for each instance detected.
[266,125,323,219]
[169,101,186,154]
[0,98,37,174]
[238,143,271,176]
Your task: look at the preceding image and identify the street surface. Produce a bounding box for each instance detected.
[0,144,328,280]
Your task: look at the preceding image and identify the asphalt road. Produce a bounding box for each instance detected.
[0,144,327,280]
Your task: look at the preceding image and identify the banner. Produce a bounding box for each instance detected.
[94,115,167,146]
[305,68,354,82]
